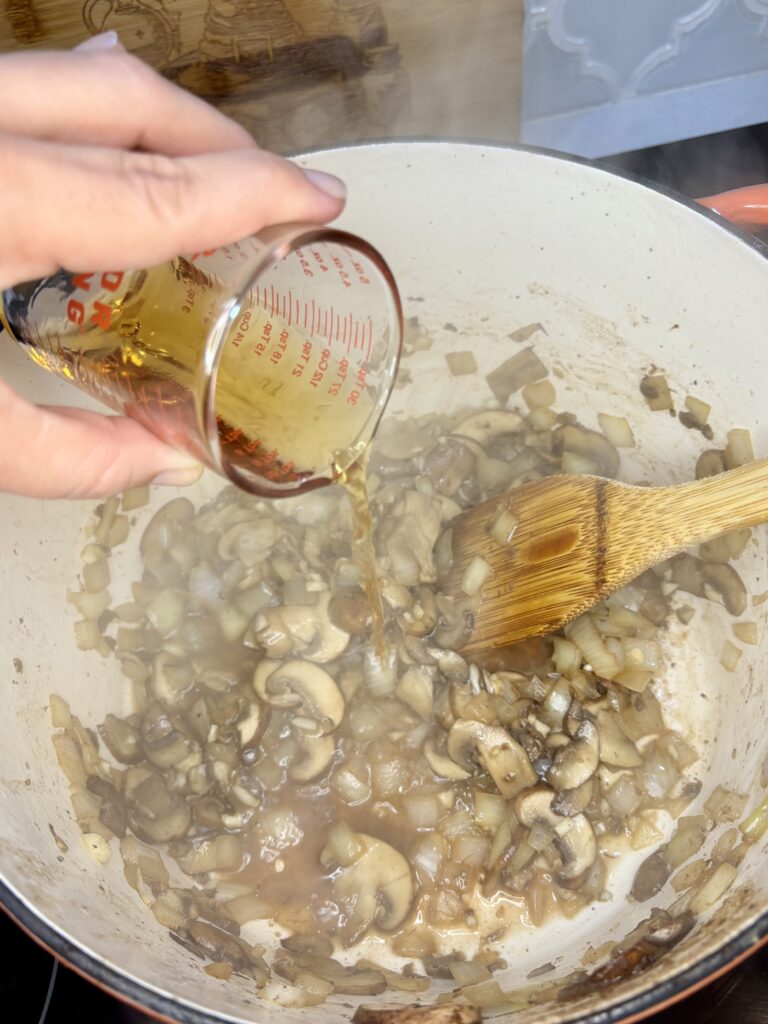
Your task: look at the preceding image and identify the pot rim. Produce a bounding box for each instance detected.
[3,137,767,1024]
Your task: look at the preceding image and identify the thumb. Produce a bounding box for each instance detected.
[0,135,346,285]
[0,378,202,498]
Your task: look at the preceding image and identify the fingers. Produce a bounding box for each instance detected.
[0,379,202,498]
[0,47,256,156]
[0,135,346,285]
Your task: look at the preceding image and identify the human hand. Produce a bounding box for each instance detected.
[0,33,346,499]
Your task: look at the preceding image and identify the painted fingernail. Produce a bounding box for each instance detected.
[74,31,121,53]
[151,464,204,487]
[304,169,347,202]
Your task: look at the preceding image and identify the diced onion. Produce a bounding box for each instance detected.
[82,832,111,864]
[73,618,103,651]
[473,791,507,832]
[527,407,558,430]
[488,505,519,547]
[331,768,371,805]
[614,668,652,693]
[412,835,444,885]
[460,980,509,1009]
[561,451,598,475]
[552,637,581,674]
[606,775,640,818]
[598,414,635,448]
[566,616,619,680]
[623,638,661,671]
[733,621,758,645]
[684,395,711,426]
[449,960,492,986]
[452,833,491,868]
[323,821,364,867]
[741,794,768,842]
[445,351,478,376]
[704,785,748,823]
[83,558,110,593]
[522,378,556,410]
[689,862,737,915]
[724,428,754,469]
[440,810,475,840]
[49,694,72,729]
[666,826,705,869]
[461,555,492,596]
[405,793,441,830]
[224,891,273,925]
[69,590,112,621]
[121,485,149,512]
[720,640,742,672]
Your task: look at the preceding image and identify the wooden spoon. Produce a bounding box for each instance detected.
[447,460,768,656]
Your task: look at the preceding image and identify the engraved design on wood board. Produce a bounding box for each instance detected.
[77,0,410,151]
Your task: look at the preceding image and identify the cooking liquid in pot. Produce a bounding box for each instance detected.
[53,352,744,995]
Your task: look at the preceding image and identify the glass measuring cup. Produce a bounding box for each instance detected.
[0,224,402,497]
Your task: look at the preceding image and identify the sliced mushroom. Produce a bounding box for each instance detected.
[423,736,471,781]
[396,666,435,720]
[235,702,266,748]
[423,437,476,495]
[253,593,350,663]
[447,720,536,798]
[290,732,336,782]
[553,424,620,478]
[86,774,127,837]
[701,562,748,616]
[140,703,195,769]
[515,787,596,878]
[325,832,414,945]
[150,652,193,709]
[551,778,594,817]
[99,714,142,764]
[555,814,597,880]
[595,711,642,768]
[541,677,572,730]
[328,590,372,635]
[217,518,277,566]
[253,659,344,734]
[130,774,191,843]
[454,409,523,444]
[547,719,599,790]
[398,586,438,638]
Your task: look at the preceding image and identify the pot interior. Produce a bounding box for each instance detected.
[1,142,768,1023]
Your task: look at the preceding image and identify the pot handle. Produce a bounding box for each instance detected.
[698,184,768,229]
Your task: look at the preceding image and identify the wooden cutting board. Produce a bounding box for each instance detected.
[0,0,522,152]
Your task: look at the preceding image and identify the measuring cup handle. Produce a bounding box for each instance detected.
[698,184,768,229]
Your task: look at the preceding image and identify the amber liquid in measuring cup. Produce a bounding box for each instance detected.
[1,229,402,499]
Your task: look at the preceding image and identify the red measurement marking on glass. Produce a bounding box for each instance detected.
[353,320,359,349]
[330,305,336,341]
[282,294,287,320]
[254,286,260,307]
[287,292,293,326]
[303,303,308,330]
[310,300,316,336]
[295,298,300,327]
[342,314,348,348]
[262,287,268,309]
[366,319,373,360]
[323,309,329,338]
[270,285,276,317]
[335,313,340,342]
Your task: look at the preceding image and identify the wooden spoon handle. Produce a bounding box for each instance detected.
[638,456,768,552]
